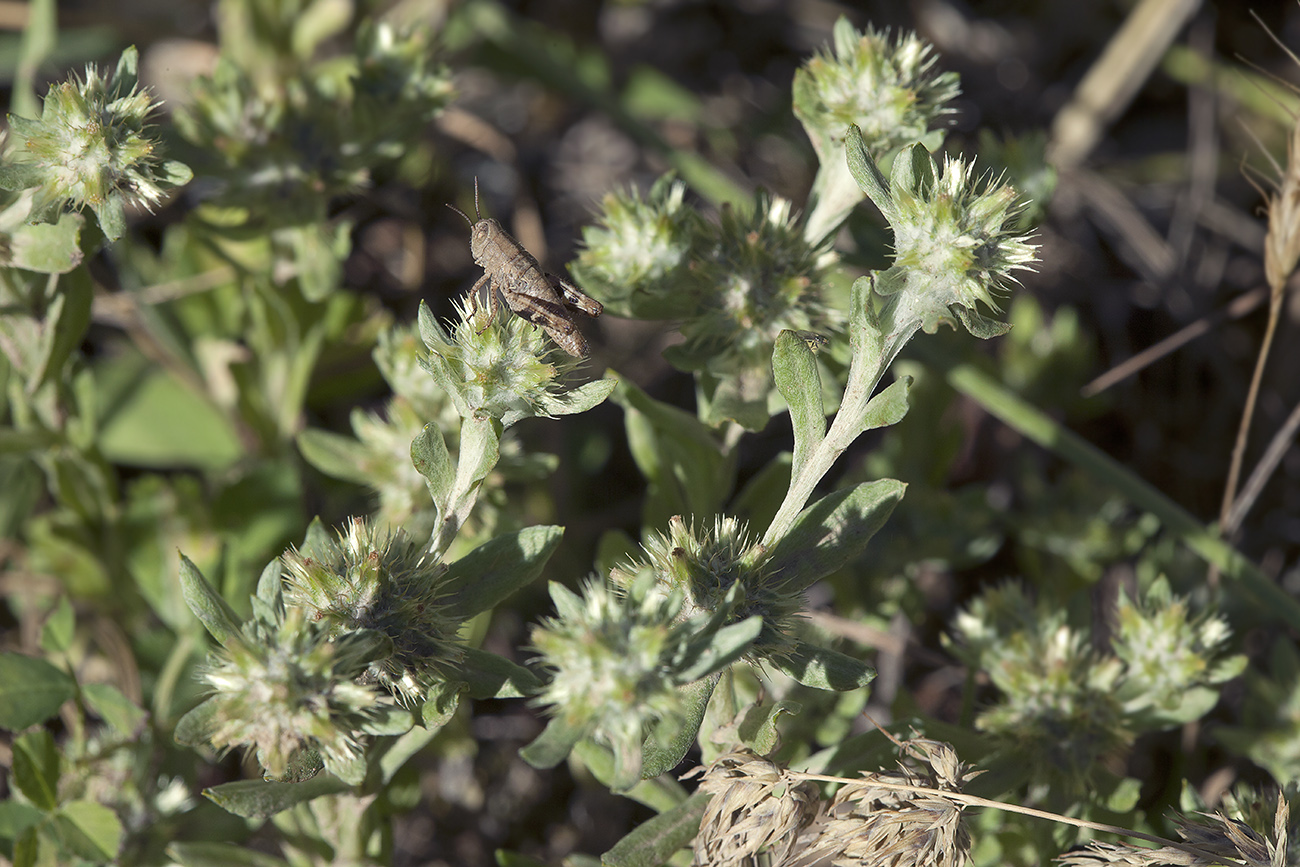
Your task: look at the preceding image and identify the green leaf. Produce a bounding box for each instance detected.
[92,194,127,242]
[98,368,243,469]
[255,557,284,609]
[203,775,352,819]
[174,698,220,748]
[39,596,74,654]
[12,730,60,810]
[614,375,733,528]
[675,615,762,682]
[772,642,876,691]
[855,375,912,437]
[737,698,801,755]
[263,747,323,783]
[764,479,906,592]
[519,716,586,770]
[13,824,38,867]
[299,517,333,561]
[410,423,454,515]
[543,375,618,417]
[377,723,441,786]
[6,212,84,274]
[460,646,543,699]
[36,268,91,392]
[359,705,416,737]
[0,800,43,846]
[0,652,75,730]
[420,680,462,730]
[845,125,895,222]
[639,675,718,781]
[82,683,147,736]
[296,428,372,486]
[178,555,243,647]
[952,303,1012,339]
[50,800,122,862]
[773,331,826,481]
[0,163,42,192]
[457,414,503,498]
[601,792,710,867]
[169,841,291,867]
[442,525,564,620]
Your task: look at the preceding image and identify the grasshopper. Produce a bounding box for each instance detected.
[448,180,603,357]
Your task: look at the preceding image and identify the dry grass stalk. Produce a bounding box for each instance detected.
[1219,18,1300,541]
[691,751,821,866]
[1056,796,1290,867]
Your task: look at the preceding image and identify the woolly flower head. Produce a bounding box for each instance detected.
[417,297,612,427]
[281,517,462,704]
[200,606,390,783]
[570,174,699,317]
[0,46,191,240]
[851,134,1038,341]
[1111,582,1243,721]
[950,584,1126,785]
[530,577,688,776]
[794,17,960,165]
[613,515,801,659]
[681,193,834,370]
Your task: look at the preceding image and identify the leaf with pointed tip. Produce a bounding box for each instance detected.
[298,517,334,562]
[459,646,543,699]
[12,730,59,810]
[855,375,912,437]
[520,716,586,770]
[174,698,220,748]
[765,480,906,592]
[204,775,351,819]
[296,428,371,486]
[411,423,453,514]
[601,792,710,867]
[773,331,826,481]
[178,555,243,646]
[772,642,876,691]
[51,800,123,862]
[442,526,563,620]
[639,675,718,781]
[168,841,290,867]
[846,125,895,222]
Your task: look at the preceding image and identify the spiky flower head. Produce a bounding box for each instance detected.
[0,46,191,240]
[530,576,689,781]
[1110,580,1244,726]
[949,583,1127,788]
[569,174,700,318]
[613,515,801,659]
[794,17,960,168]
[200,606,390,784]
[417,297,614,427]
[680,193,834,372]
[851,135,1038,342]
[281,517,463,704]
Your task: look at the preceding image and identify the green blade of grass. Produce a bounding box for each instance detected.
[914,342,1300,631]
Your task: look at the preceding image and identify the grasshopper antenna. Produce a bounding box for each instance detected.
[445,176,483,228]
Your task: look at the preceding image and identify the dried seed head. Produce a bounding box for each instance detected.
[1056,795,1292,867]
[798,739,976,867]
[692,751,821,867]
[1264,123,1300,293]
